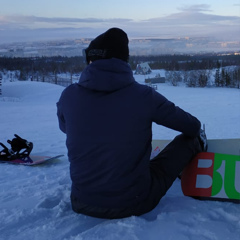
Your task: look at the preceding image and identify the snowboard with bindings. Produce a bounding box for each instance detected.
[0,154,64,166]
[0,134,64,166]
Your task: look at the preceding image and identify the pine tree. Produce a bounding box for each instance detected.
[225,71,231,87]
[220,68,225,87]
[215,68,220,87]
[198,72,208,87]
[19,69,27,81]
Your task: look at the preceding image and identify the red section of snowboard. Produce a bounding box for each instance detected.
[181,152,214,197]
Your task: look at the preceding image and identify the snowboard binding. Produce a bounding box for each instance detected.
[198,124,208,152]
[0,134,33,160]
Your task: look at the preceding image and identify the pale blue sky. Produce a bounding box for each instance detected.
[0,0,239,43]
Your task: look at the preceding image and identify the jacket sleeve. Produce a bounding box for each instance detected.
[152,90,201,137]
[56,101,66,134]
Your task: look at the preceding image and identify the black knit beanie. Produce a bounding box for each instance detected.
[84,28,129,64]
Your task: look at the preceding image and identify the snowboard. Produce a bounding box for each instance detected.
[0,154,64,166]
[152,138,240,155]
[181,152,240,202]
[152,138,240,202]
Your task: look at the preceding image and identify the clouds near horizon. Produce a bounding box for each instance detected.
[0,4,239,43]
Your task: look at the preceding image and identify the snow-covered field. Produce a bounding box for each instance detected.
[0,72,240,240]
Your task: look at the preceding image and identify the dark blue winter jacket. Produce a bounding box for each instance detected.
[57,58,201,208]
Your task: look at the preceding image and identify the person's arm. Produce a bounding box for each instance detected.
[152,90,201,137]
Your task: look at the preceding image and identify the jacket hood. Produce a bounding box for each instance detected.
[78,58,135,92]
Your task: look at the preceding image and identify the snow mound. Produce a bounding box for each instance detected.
[0,80,240,240]
[2,81,63,103]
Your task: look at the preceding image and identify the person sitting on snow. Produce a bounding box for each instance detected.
[57,28,207,219]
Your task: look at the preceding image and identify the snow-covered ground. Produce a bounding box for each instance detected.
[0,72,240,240]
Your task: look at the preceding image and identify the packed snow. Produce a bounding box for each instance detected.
[0,71,240,240]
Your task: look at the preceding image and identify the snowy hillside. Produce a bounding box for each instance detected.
[0,75,240,240]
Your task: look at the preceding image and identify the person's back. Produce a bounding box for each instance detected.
[57,28,206,219]
[58,58,154,208]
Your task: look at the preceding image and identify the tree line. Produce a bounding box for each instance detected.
[0,54,239,88]
[165,67,240,88]
[0,56,85,81]
[130,54,240,71]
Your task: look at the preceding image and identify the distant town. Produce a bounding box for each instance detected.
[0,37,239,58]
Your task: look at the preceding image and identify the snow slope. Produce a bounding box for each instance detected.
[0,74,240,240]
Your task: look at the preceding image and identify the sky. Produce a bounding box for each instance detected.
[0,0,239,44]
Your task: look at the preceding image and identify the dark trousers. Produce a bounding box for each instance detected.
[71,134,202,219]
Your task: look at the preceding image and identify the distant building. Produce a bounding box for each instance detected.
[145,73,165,84]
[135,62,152,75]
